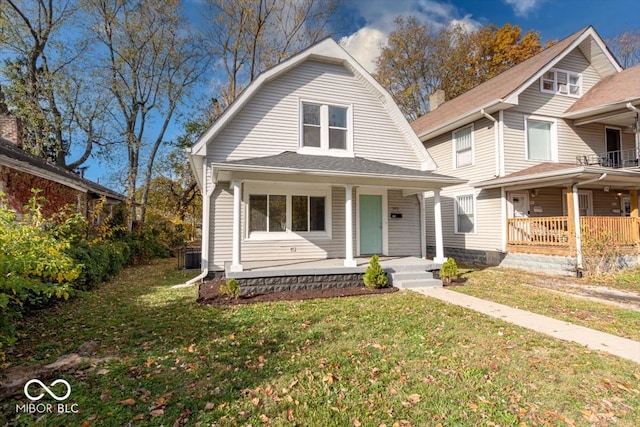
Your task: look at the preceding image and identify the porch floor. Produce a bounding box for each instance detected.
[225,256,441,279]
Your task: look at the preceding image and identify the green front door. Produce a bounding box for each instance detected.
[359,194,383,254]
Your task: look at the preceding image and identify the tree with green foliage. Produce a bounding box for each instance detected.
[375,21,546,120]
[363,254,388,289]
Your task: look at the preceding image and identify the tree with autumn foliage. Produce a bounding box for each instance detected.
[608,29,640,68]
[375,21,547,120]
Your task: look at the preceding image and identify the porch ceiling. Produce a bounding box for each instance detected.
[212,151,465,190]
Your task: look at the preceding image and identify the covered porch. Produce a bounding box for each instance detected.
[478,164,640,273]
[210,152,463,273]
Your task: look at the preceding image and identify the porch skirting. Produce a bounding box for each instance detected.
[232,273,364,295]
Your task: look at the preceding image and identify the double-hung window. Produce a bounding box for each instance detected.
[453,125,473,168]
[540,68,582,97]
[455,194,475,234]
[247,185,329,238]
[301,102,351,153]
[525,116,557,161]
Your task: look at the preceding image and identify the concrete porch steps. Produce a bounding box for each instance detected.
[387,265,442,289]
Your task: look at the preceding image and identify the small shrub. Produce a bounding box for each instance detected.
[363,254,388,289]
[439,258,459,284]
[581,227,626,276]
[220,278,240,299]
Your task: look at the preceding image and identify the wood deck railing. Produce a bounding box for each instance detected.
[507,216,640,254]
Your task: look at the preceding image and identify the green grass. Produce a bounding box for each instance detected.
[588,267,640,292]
[453,268,640,342]
[2,259,640,426]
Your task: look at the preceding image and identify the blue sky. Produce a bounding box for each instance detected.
[82,0,639,186]
[339,0,640,72]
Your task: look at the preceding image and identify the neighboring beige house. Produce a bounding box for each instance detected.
[412,26,640,275]
[187,38,461,279]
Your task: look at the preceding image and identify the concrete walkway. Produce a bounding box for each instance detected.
[414,287,640,364]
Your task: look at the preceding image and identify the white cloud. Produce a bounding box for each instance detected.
[340,27,387,74]
[341,0,483,73]
[503,0,543,17]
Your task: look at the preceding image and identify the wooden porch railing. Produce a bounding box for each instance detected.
[507,216,640,253]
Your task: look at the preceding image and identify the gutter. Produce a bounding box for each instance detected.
[175,162,216,288]
[572,173,606,276]
[481,109,500,177]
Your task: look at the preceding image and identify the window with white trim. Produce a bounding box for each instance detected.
[525,116,557,161]
[246,185,330,238]
[540,68,582,97]
[301,102,351,153]
[454,194,475,233]
[453,125,473,168]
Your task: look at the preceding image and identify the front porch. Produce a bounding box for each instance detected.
[225,256,443,293]
[507,216,640,255]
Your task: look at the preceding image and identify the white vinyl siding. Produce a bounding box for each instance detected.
[210,184,348,270]
[453,124,474,168]
[209,60,423,170]
[387,190,421,256]
[454,193,475,234]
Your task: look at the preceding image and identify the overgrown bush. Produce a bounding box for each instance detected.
[220,278,240,299]
[581,228,626,276]
[67,240,131,290]
[439,258,459,284]
[363,254,388,289]
[0,191,83,365]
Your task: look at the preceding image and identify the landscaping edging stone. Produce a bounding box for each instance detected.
[237,273,365,295]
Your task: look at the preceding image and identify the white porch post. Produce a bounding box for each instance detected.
[230,179,243,272]
[433,189,447,263]
[344,184,357,267]
[418,193,426,259]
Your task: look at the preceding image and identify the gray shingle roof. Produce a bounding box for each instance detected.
[0,138,125,201]
[215,151,459,182]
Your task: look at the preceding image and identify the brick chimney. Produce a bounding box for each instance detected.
[429,89,445,111]
[0,115,22,148]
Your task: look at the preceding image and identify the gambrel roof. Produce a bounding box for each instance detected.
[189,38,436,188]
[411,26,622,140]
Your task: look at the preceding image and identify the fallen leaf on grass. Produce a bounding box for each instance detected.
[133,414,145,421]
[353,419,361,426]
[119,398,136,406]
[408,394,421,404]
[287,408,295,422]
[150,408,164,417]
[259,413,270,423]
[204,402,214,410]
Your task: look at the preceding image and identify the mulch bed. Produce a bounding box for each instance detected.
[197,279,398,306]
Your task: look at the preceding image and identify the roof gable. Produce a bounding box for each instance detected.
[190,38,435,187]
[412,26,622,140]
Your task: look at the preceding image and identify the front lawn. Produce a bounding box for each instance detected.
[454,268,640,341]
[2,259,639,426]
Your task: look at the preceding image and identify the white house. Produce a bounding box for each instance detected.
[187,38,461,282]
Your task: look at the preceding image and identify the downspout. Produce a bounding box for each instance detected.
[178,161,216,287]
[481,109,499,177]
[626,103,640,158]
[572,173,606,276]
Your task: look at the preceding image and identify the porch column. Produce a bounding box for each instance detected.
[433,189,447,263]
[631,189,638,217]
[418,193,426,259]
[230,179,243,272]
[344,184,357,267]
[568,185,584,273]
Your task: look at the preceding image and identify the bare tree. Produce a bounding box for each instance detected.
[89,0,209,224]
[608,29,640,68]
[0,0,101,169]
[205,0,340,108]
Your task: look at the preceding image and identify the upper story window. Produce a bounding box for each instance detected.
[540,68,582,97]
[300,102,352,155]
[453,124,474,168]
[525,115,557,162]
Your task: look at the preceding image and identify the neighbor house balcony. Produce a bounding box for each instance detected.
[507,216,640,255]
[577,148,640,168]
